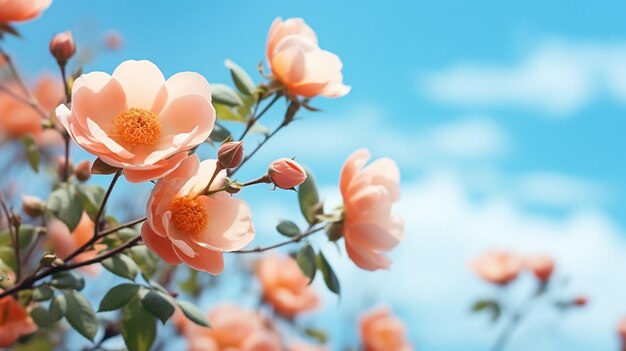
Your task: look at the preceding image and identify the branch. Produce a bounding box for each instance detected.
[0,45,48,118]
[231,225,324,254]
[229,121,287,177]
[237,92,281,141]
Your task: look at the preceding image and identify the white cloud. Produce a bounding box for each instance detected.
[421,40,626,116]
[513,171,610,208]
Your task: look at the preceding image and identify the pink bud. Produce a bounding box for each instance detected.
[573,295,588,307]
[268,158,307,189]
[75,160,91,182]
[524,255,555,283]
[22,195,44,218]
[217,141,244,169]
[49,31,76,64]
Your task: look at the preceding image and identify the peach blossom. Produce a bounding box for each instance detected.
[524,254,554,283]
[268,158,307,189]
[141,155,254,274]
[470,250,522,285]
[0,295,37,347]
[47,212,101,275]
[339,148,403,271]
[266,17,350,98]
[0,75,62,141]
[55,60,216,183]
[0,0,51,23]
[180,304,281,351]
[256,254,319,317]
[360,306,412,351]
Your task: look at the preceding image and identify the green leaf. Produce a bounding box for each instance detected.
[471,299,501,323]
[63,290,98,341]
[212,84,244,107]
[141,290,175,324]
[76,184,105,221]
[47,185,84,232]
[50,271,85,291]
[177,300,210,327]
[14,338,55,351]
[49,294,67,321]
[214,103,246,123]
[0,225,38,249]
[98,283,140,312]
[0,246,16,270]
[91,157,121,175]
[298,167,321,225]
[102,253,138,280]
[21,135,39,172]
[32,285,54,301]
[122,295,157,351]
[276,220,300,237]
[224,59,255,96]
[30,306,54,327]
[128,246,158,280]
[304,327,328,343]
[317,252,340,295]
[296,244,317,284]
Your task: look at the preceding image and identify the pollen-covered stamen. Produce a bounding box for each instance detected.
[171,195,208,235]
[113,107,161,145]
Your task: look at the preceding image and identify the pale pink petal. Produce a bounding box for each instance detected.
[71,71,127,131]
[172,244,224,275]
[362,157,401,202]
[339,148,370,197]
[141,223,181,265]
[159,95,213,145]
[112,60,165,109]
[345,239,391,271]
[124,152,188,183]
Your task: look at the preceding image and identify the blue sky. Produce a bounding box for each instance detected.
[5,0,626,350]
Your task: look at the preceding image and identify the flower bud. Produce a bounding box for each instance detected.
[75,160,92,182]
[525,255,555,283]
[22,195,45,218]
[573,295,588,307]
[225,182,243,194]
[40,253,64,268]
[268,158,307,190]
[217,141,244,169]
[49,31,76,65]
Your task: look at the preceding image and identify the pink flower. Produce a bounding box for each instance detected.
[55,60,216,183]
[339,149,403,271]
[49,31,76,64]
[266,17,350,98]
[256,254,319,317]
[0,0,51,23]
[180,304,281,351]
[141,155,254,274]
[268,158,307,189]
[360,306,412,351]
[47,212,102,275]
[0,75,63,141]
[0,295,37,347]
[618,317,626,345]
[524,254,555,283]
[470,250,522,286]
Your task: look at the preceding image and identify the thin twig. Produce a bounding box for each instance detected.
[231,226,324,254]
[0,45,48,117]
[237,92,281,141]
[229,122,287,177]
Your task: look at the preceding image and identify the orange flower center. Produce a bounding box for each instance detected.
[113,108,161,145]
[171,196,208,235]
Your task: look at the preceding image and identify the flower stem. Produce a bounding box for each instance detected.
[231,225,324,253]
[237,92,281,141]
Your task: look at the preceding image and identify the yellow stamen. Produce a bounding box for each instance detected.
[113,107,161,145]
[171,196,208,235]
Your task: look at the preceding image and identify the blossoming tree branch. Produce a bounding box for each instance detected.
[0,1,410,350]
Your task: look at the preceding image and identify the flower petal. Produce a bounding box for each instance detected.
[141,222,181,265]
[112,60,165,109]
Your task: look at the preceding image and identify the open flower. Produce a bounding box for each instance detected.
[256,254,319,317]
[56,60,216,183]
[360,306,412,351]
[47,212,102,275]
[0,295,37,347]
[266,17,350,98]
[141,155,254,274]
[340,148,403,271]
[179,304,281,351]
[0,75,63,142]
[470,250,521,285]
[0,0,51,23]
